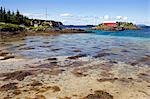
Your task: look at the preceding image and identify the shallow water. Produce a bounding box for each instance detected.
[0,28,150,64]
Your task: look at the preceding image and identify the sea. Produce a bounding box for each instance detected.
[0,26,150,65]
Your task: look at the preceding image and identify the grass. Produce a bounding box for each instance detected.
[0,22,25,32]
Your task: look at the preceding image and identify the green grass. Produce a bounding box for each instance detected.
[0,22,25,32]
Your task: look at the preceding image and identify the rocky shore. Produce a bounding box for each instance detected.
[0,49,150,99]
[0,29,91,39]
[0,25,150,99]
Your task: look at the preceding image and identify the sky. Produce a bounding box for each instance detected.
[0,0,150,25]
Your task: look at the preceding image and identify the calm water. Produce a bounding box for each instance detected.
[0,28,150,64]
[93,27,150,38]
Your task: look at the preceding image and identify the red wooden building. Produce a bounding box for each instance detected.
[103,21,118,27]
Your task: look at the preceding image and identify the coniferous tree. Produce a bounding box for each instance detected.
[0,7,3,21]
[0,6,31,26]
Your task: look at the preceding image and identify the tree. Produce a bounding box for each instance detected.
[0,6,3,21]
[6,10,11,22]
[0,6,31,26]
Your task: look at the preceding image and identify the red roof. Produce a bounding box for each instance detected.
[103,22,117,27]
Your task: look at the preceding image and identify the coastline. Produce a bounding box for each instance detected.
[0,55,150,99]
[0,29,92,41]
[0,2,149,99]
[0,27,150,99]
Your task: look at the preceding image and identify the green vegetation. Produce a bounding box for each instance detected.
[117,22,138,30]
[96,22,139,31]
[0,23,25,32]
[0,6,31,26]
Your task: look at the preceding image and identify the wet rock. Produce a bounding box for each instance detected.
[59,96,71,99]
[36,85,61,93]
[19,47,35,50]
[0,55,15,60]
[0,83,18,91]
[29,40,37,42]
[3,96,12,99]
[0,52,9,56]
[139,55,150,65]
[129,61,138,66]
[97,78,118,83]
[51,48,62,51]
[117,78,132,83]
[109,60,118,64]
[30,81,43,86]
[37,62,58,68]
[25,95,46,99]
[29,68,64,76]
[36,86,51,93]
[67,54,87,59]
[18,43,26,46]
[127,77,133,80]
[51,86,61,92]
[43,41,49,44]
[100,62,113,72]
[82,90,113,99]
[49,69,64,76]
[72,69,88,77]
[73,49,81,52]
[34,95,46,99]
[100,71,114,77]
[50,61,58,65]
[13,89,21,95]
[2,70,32,81]
[129,55,150,66]
[138,73,150,83]
[121,50,130,52]
[94,53,111,58]
[47,57,57,61]
[39,45,52,48]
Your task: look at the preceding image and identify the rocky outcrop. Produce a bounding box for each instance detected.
[93,22,140,31]
[30,19,64,29]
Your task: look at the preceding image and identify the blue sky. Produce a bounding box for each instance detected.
[0,0,150,25]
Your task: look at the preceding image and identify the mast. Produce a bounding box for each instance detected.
[45,8,48,20]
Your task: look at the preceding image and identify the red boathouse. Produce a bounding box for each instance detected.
[103,21,118,27]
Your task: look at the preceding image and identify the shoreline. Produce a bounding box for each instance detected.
[0,55,150,99]
[0,29,92,40]
[0,29,150,99]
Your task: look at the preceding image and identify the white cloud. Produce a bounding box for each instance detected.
[123,16,128,20]
[104,15,109,20]
[116,16,123,20]
[23,13,46,19]
[23,13,43,17]
[23,12,131,25]
[60,13,73,17]
[116,16,128,20]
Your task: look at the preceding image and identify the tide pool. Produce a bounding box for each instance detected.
[0,28,150,65]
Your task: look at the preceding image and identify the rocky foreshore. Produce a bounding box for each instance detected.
[0,49,150,99]
[0,28,91,39]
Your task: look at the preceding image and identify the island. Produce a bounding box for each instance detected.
[92,21,140,31]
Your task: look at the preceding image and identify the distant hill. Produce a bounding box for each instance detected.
[137,24,150,28]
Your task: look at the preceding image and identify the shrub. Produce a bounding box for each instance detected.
[0,23,25,32]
